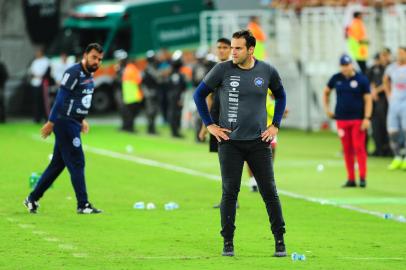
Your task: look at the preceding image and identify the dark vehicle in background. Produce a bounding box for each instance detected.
[46,0,213,113]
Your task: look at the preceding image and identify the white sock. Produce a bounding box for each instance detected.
[249,176,257,187]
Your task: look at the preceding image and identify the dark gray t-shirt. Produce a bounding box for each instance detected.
[203,60,283,140]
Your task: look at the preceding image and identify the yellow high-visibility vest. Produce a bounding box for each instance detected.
[347,18,368,61]
[267,89,275,126]
[122,63,143,104]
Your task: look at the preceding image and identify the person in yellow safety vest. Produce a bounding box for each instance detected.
[121,59,144,132]
[247,16,267,61]
[347,11,369,74]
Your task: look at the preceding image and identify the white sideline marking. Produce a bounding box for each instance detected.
[6,217,16,222]
[131,256,208,260]
[343,257,405,261]
[43,237,60,242]
[3,210,83,258]
[18,224,35,229]
[72,253,88,258]
[5,219,83,258]
[32,231,47,235]
[31,135,406,224]
[86,145,222,182]
[58,244,76,250]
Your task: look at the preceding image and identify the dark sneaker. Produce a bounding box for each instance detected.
[274,239,287,257]
[172,133,184,138]
[77,203,102,214]
[359,180,366,188]
[24,197,39,214]
[222,240,234,257]
[342,180,356,188]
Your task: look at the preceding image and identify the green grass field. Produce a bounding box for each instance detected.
[1,121,405,270]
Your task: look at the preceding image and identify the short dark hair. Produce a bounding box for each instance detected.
[217,37,231,46]
[382,47,391,54]
[85,43,103,54]
[232,29,256,49]
[353,12,362,18]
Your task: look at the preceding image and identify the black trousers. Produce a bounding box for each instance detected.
[371,96,391,155]
[121,102,142,132]
[32,85,47,123]
[357,60,367,74]
[144,96,159,134]
[218,139,286,241]
[0,87,5,122]
[167,92,182,136]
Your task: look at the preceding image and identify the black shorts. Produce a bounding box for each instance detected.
[209,134,218,153]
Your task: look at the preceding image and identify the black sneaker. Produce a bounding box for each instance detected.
[172,133,184,138]
[23,197,39,214]
[342,180,357,188]
[222,240,234,256]
[274,239,287,257]
[77,203,102,214]
[359,179,366,188]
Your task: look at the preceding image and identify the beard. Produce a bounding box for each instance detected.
[84,56,100,73]
[232,57,240,64]
[232,56,247,65]
[86,63,99,73]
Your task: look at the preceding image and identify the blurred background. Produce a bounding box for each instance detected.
[1,3,406,267]
[1,0,406,133]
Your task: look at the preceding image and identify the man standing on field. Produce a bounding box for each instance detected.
[24,43,103,214]
[194,30,287,257]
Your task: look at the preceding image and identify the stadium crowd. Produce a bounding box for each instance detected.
[270,0,406,9]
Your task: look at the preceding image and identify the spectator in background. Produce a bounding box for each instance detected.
[142,50,161,135]
[0,55,8,123]
[367,51,391,156]
[48,52,74,107]
[29,47,50,123]
[343,0,364,31]
[193,48,215,141]
[323,55,372,188]
[247,16,267,60]
[381,47,392,64]
[347,11,369,74]
[121,58,144,133]
[113,49,129,110]
[51,52,74,84]
[383,47,406,171]
[157,48,172,123]
[167,50,187,138]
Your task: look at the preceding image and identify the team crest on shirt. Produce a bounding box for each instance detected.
[350,80,358,88]
[72,137,81,147]
[254,77,264,87]
[82,95,92,109]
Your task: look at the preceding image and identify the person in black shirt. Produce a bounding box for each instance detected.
[0,56,8,123]
[367,51,392,156]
